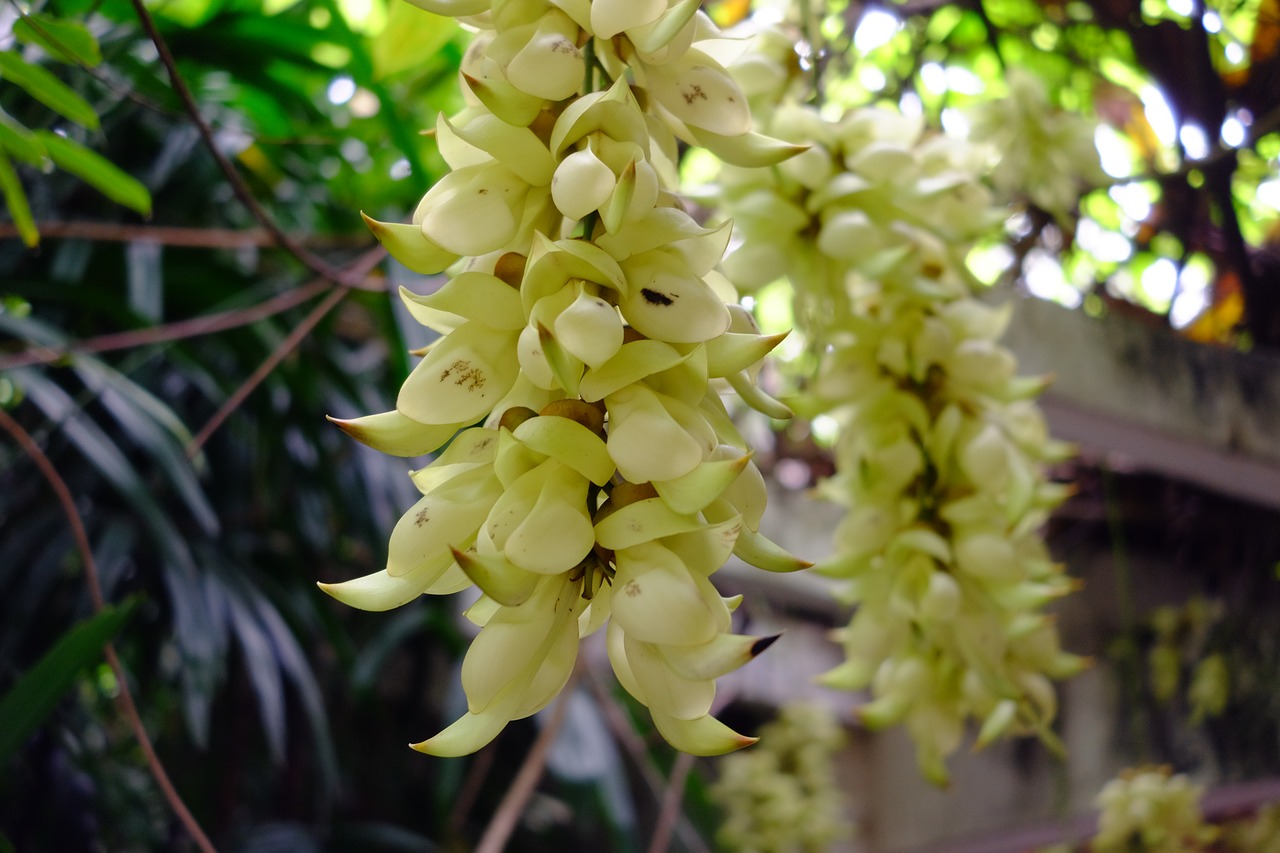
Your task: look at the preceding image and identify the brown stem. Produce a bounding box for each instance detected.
[647,751,695,853]
[0,406,218,853]
[0,221,373,249]
[474,675,577,853]
[584,667,711,853]
[0,247,385,372]
[186,284,349,455]
[181,243,385,454]
[449,741,499,835]
[125,0,363,288]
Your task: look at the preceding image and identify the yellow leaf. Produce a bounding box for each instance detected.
[1183,273,1244,345]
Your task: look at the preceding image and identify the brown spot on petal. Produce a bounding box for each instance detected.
[641,288,675,306]
[623,580,641,598]
[415,509,430,527]
[440,359,486,390]
[682,84,707,105]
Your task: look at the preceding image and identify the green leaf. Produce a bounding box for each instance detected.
[0,147,38,247]
[371,2,457,79]
[35,131,151,215]
[0,108,46,165]
[0,601,136,765]
[0,51,99,129]
[13,15,103,67]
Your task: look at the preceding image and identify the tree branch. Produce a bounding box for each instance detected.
[0,247,385,372]
[182,244,387,453]
[126,0,365,288]
[474,675,577,853]
[0,221,372,249]
[647,751,696,853]
[0,406,219,853]
[585,666,712,853]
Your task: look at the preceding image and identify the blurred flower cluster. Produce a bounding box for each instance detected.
[711,704,851,853]
[693,21,1086,783]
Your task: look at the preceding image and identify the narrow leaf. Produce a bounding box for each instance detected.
[13,15,103,67]
[0,51,99,129]
[0,107,46,165]
[0,601,135,765]
[36,131,151,215]
[223,579,287,764]
[243,580,338,793]
[0,147,37,246]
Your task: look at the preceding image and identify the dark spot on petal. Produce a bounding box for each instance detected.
[641,288,675,306]
[623,580,641,597]
[415,509,430,527]
[682,84,707,105]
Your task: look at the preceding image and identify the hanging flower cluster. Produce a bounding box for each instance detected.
[1146,597,1230,725]
[1092,766,1218,852]
[967,67,1108,224]
[321,0,808,756]
[696,27,1087,783]
[710,704,852,853]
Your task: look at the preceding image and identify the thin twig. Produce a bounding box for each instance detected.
[125,0,363,288]
[181,245,387,454]
[585,667,712,853]
[474,675,578,853]
[186,285,349,455]
[0,281,321,369]
[449,741,499,835]
[0,247,385,372]
[647,751,696,853]
[0,221,373,249]
[0,406,218,853]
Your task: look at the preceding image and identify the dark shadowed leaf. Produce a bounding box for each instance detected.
[0,601,135,765]
[35,131,151,215]
[331,822,443,852]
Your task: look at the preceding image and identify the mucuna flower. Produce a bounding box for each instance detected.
[327,0,804,757]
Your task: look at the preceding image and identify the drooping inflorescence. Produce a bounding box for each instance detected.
[1092,766,1218,852]
[321,0,808,756]
[711,704,852,853]
[697,23,1089,783]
